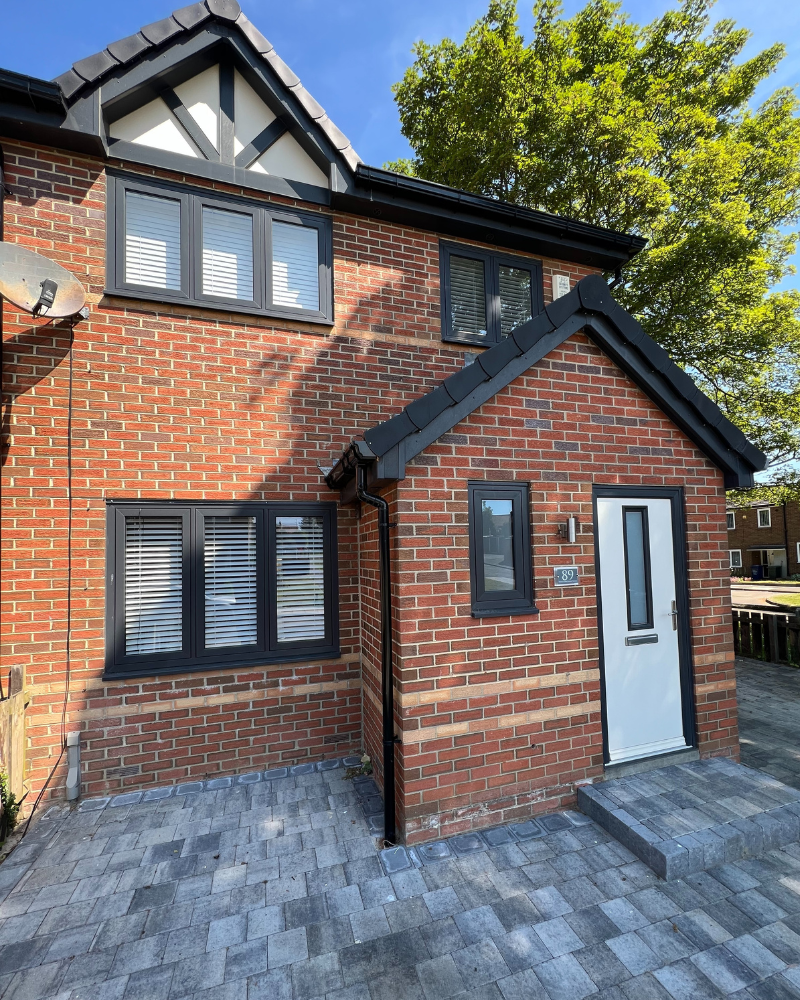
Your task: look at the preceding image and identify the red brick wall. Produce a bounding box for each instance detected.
[392,333,737,844]
[1,138,601,803]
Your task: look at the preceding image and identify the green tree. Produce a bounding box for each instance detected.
[389,0,800,468]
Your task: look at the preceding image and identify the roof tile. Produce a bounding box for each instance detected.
[511,311,555,353]
[140,16,183,46]
[72,49,119,83]
[172,2,212,29]
[205,0,241,22]
[291,85,325,120]
[317,115,350,151]
[264,50,300,88]
[477,335,520,378]
[106,33,152,65]
[53,69,86,100]
[235,14,273,54]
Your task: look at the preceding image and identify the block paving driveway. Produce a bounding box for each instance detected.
[1,763,800,1000]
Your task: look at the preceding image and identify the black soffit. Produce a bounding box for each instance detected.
[326,275,766,494]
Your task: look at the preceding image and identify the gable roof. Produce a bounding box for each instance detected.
[325,274,766,494]
[52,0,361,172]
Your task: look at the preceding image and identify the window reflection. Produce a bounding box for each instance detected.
[481,499,515,591]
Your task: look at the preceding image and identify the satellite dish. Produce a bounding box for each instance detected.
[0,243,86,319]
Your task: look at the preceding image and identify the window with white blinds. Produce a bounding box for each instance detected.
[272,222,319,311]
[201,207,254,300]
[110,176,332,320]
[449,256,488,339]
[498,266,532,338]
[441,242,542,346]
[124,516,183,655]
[125,192,182,290]
[275,516,325,643]
[108,502,337,674]
[204,516,258,647]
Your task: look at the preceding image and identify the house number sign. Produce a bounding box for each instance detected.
[553,565,580,586]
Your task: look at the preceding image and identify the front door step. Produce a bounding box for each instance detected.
[578,756,800,880]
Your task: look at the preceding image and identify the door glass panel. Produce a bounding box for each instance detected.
[498,265,532,338]
[450,255,487,338]
[623,507,652,628]
[481,499,515,591]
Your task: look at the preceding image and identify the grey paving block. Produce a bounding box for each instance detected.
[725,933,787,978]
[482,828,518,848]
[423,887,463,922]
[79,798,111,812]
[169,950,226,997]
[176,783,204,796]
[534,916,585,958]
[110,932,169,976]
[574,942,632,990]
[267,926,308,969]
[495,925,551,972]
[450,834,488,857]
[349,906,391,944]
[290,764,315,776]
[539,814,572,834]
[110,792,143,808]
[307,916,354,958]
[142,786,174,802]
[454,905,506,945]
[124,962,175,1000]
[491,894,539,932]
[339,927,429,986]
[381,847,412,875]
[391,869,429,900]
[564,905,621,947]
[263,768,289,780]
[418,842,454,865]
[690,944,758,994]
[508,821,545,841]
[416,953,465,1000]
[652,957,724,1000]
[452,939,510,989]
[599,897,650,933]
[753,920,800,965]
[534,953,598,1000]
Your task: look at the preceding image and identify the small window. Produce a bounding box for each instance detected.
[622,507,653,630]
[730,549,742,569]
[796,541,800,564]
[468,482,535,616]
[106,502,338,677]
[757,507,771,528]
[726,511,735,530]
[441,242,543,346]
[108,172,332,323]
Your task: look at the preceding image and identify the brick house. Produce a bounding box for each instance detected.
[0,0,766,843]
[726,501,800,579]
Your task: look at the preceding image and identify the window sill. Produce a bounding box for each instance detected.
[103,287,334,327]
[470,605,540,618]
[103,647,342,681]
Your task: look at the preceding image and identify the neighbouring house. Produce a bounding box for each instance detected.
[726,500,800,580]
[0,0,766,844]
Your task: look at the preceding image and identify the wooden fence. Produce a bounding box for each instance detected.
[732,608,800,666]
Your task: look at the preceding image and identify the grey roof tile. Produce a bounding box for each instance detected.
[205,0,241,21]
[140,16,183,46]
[264,50,300,88]
[235,14,274,54]
[106,33,152,65]
[291,85,325,120]
[53,69,85,100]
[72,49,119,83]
[173,2,213,29]
[317,115,350,150]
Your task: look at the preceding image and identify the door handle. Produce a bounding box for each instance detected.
[670,600,678,630]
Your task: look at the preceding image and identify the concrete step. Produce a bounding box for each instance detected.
[578,756,800,880]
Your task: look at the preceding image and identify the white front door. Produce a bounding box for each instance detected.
[596,494,689,764]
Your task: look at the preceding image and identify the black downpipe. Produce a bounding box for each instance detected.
[356,464,397,844]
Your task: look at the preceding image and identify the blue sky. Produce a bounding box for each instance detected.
[1,0,798,289]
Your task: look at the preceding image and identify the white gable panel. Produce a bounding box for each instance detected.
[174,65,219,151]
[234,69,276,155]
[110,98,198,158]
[250,132,328,188]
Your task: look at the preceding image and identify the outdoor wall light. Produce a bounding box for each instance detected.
[557,516,578,543]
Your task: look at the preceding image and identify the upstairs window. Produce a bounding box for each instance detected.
[106,502,338,677]
[440,242,543,346]
[757,507,771,528]
[107,173,332,323]
[726,511,735,530]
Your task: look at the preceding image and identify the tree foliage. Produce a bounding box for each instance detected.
[389,0,800,468]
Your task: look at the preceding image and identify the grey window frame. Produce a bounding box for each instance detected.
[106,171,333,324]
[440,241,544,347]
[467,481,536,617]
[105,500,339,679]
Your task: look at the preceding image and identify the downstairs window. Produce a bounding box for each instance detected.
[105,502,338,676]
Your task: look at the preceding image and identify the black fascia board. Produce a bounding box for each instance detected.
[335,165,647,271]
[326,275,765,496]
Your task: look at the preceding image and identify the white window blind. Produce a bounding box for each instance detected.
[124,516,183,655]
[125,192,182,290]
[450,255,487,337]
[272,222,319,311]
[202,207,254,300]
[275,515,325,642]
[204,516,258,648]
[498,265,532,338]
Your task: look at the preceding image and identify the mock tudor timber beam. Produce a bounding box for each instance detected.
[158,86,219,161]
[234,118,288,169]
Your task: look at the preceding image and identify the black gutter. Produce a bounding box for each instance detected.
[356,463,398,845]
[0,68,65,114]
